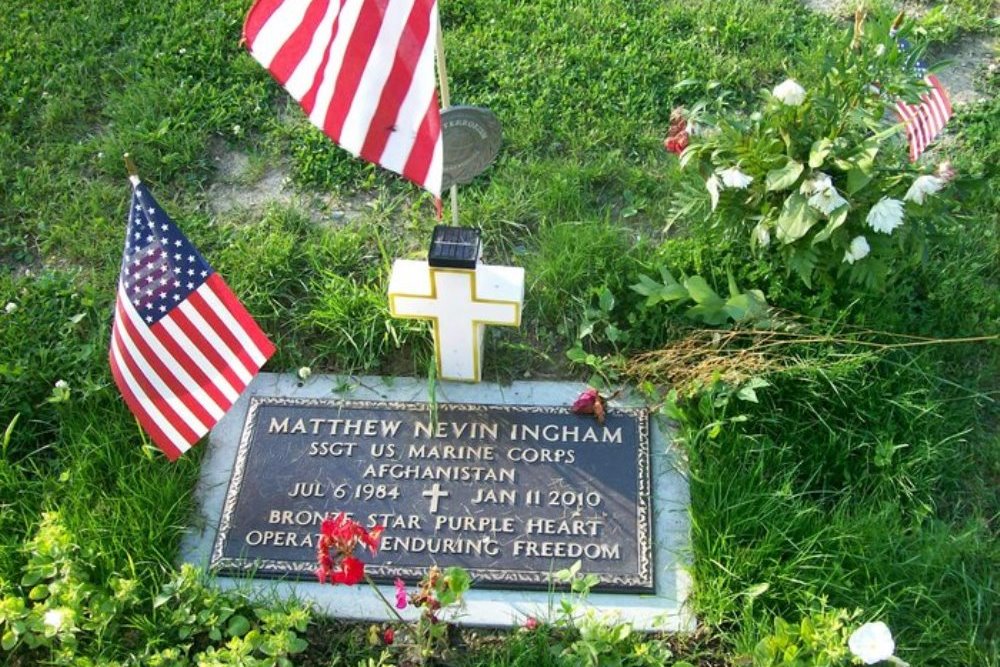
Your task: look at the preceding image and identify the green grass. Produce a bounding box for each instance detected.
[679,352,997,664]
[1,0,997,664]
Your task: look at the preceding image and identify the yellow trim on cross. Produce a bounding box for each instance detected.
[388,267,521,383]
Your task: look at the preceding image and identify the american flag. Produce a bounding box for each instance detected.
[895,74,952,162]
[244,0,443,197]
[110,182,275,460]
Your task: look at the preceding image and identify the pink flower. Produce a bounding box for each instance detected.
[523,616,540,631]
[394,578,408,609]
[572,388,600,413]
[571,387,606,424]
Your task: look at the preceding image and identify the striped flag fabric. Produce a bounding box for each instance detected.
[244,0,443,197]
[110,181,275,460]
[895,74,952,162]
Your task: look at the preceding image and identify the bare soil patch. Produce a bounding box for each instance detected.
[207,142,376,225]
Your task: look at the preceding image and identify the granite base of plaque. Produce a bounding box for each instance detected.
[180,374,693,631]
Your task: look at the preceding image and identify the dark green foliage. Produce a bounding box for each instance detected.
[0,0,997,664]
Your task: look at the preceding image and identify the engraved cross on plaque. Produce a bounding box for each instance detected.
[422,483,450,513]
[388,260,524,382]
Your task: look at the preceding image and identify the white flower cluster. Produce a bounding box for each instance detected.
[849,622,899,665]
[903,175,944,205]
[843,236,870,264]
[801,172,848,216]
[718,167,754,189]
[704,167,753,211]
[772,78,806,106]
[866,198,905,234]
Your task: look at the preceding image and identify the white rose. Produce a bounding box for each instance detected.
[848,621,896,665]
[43,608,67,630]
[718,167,754,189]
[903,175,945,205]
[772,78,806,106]
[808,185,848,216]
[843,236,871,264]
[705,174,721,211]
[866,198,905,234]
[800,172,833,195]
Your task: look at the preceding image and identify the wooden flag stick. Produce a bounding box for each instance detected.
[123,153,141,186]
[435,13,459,226]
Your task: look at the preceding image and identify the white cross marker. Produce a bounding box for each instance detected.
[388,260,524,382]
[422,483,450,513]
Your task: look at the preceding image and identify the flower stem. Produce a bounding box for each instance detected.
[365,574,407,623]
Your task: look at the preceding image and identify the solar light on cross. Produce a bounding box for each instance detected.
[388,227,524,382]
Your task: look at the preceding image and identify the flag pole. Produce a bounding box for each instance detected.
[123,153,140,186]
[435,13,459,226]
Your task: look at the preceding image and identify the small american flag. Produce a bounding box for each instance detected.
[244,0,443,197]
[895,75,952,163]
[110,181,275,460]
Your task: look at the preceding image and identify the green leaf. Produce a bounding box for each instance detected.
[630,272,688,306]
[2,630,16,652]
[765,159,803,191]
[743,582,771,600]
[226,614,251,637]
[723,289,767,323]
[598,287,614,312]
[630,274,659,297]
[686,304,729,326]
[812,205,850,244]
[27,585,48,601]
[436,566,472,607]
[787,247,818,287]
[846,167,872,195]
[808,138,833,168]
[683,276,723,307]
[776,194,820,244]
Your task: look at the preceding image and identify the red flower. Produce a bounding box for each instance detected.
[523,616,539,631]
[571,387,606,424]
[663,107,690,155]
[572,387,599,413]
[361,524,385,555]
[315,512,385,586]
[321,512,360,545]
[383,627,395,645]
[664,133,689,154]
[332,556,365,585]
